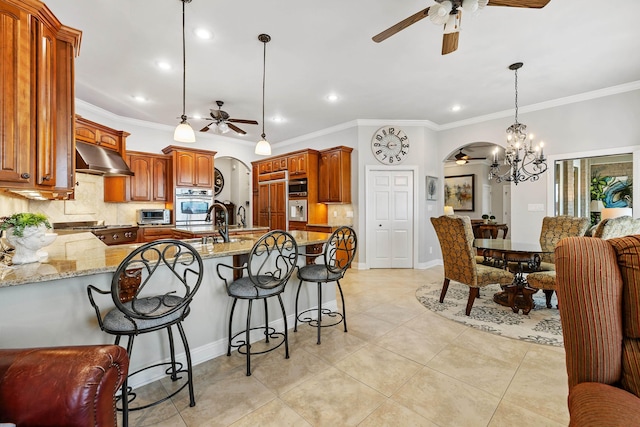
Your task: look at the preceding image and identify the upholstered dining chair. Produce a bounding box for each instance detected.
[430,215,513,316]
[592,215,640,239]
[216,230,298,376]
[294,226,357,345]
[527,215,619,308]
[527,215,630,308]
[87,239,204,426]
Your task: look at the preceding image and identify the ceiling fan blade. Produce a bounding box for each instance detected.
[227,123,247,135]
[228,118,259,125]
[442,31,459,55]
[372,7,430,43]
[199,123,212,132]
[487,0,550,8]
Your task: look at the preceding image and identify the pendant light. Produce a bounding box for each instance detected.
[174,0,195,143]
[255,34,272,156]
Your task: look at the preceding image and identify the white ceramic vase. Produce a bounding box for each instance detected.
[5,224,57,264]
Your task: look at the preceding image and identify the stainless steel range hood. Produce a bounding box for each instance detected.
[75,141,134,176]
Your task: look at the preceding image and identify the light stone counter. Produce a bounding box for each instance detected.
[0,230,329,288]
[0,230,334,389]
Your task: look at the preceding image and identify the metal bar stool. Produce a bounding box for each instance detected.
[87,239,204,427]
[216,230,298,376]
[294,226,357,344]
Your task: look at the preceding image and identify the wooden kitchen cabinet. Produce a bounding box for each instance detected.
[257,180,286,230]
[0,0,80,199]
[75,116,129,154]
[138,227,174,243]
[319,146,352,203]
[287,152,307,177]
[162,146,216,189]
[128,152,170,202]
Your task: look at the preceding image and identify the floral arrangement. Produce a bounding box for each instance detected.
[0,213,52,238]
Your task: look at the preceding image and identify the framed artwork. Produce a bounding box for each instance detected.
[426,176,438,201]
[444,174,475,211]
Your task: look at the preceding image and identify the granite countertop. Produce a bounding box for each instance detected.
[0,230,329,288]
[174,225,269,234]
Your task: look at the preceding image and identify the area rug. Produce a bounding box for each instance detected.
[415,280,563,347]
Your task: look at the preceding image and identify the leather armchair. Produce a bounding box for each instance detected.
[556,235,640,426]
[0,345,129,427]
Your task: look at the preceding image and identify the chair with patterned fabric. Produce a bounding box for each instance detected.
[430,215,514,316]
[592,215,640,239]
[528,215,633,308]
[556,235,640,426]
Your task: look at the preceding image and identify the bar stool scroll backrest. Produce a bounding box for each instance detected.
[324,226,357,276]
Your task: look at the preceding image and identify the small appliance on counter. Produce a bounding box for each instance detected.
[137,209,171,225]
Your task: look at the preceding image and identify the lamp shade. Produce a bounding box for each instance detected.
[174,122,196,143]
[255,139,271,156]
[601,207,633,220]
[444,206,455,215]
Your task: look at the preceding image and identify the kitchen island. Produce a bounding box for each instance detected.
[0,230,334,388]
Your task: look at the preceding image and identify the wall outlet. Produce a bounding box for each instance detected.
[346,211,353,218]
[429,246,433,254]
[333,210,338,217]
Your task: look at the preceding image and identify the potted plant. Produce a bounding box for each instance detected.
[481,214,489,224]
[489,215,496,224]
[0,213,56,264]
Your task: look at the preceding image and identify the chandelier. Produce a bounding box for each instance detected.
[489,62,547,185]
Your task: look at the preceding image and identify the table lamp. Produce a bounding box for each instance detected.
[601,207,633,220]
[444,206,454,215]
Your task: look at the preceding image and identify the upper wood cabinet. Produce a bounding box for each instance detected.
[0,0,81,199]
[104,151,170,203]
[129,152,170,202]
[319,146,352,203]
[287,152,307,177]
[75,115,129,154]
[162,145,216,189]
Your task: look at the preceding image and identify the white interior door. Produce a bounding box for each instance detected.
[367,169,413,268]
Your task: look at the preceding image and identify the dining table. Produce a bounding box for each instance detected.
[473,238,553,314]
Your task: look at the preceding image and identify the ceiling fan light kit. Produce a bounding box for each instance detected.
[489,62,548,185]
[255,33,272,156]
[372,0,550,55]
[174,0,195,143]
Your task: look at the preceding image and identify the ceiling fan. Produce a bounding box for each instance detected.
[372,0,551,55]
[450,148,486,164]
[199,100,259,135]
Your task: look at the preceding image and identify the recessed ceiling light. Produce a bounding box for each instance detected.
[132,95,147,102]
[191,114,203,120]
[451,104,461,112]
[194,28,212,39]
[156,61,171,70]
[326,93,339,102]
[272,116,285,123]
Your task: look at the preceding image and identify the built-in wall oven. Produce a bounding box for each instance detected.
[175,188,214,225]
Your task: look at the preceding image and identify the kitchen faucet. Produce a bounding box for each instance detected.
[237,205,246,228]
[205,202,229,243]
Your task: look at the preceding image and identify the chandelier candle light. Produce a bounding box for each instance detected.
[489,62,547,185]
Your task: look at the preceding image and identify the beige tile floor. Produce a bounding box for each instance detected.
[122,267,570,427]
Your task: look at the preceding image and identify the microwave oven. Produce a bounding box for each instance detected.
[288,179,308,197]
[137,209,171,225]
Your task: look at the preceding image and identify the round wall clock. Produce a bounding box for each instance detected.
[371,126,410,164]
[214,168,224,195]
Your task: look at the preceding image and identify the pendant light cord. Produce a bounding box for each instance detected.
[180,0,188,121]
[513,67,519,124]
[261,37,267,139]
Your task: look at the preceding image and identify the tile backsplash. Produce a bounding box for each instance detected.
[0,173,166,225]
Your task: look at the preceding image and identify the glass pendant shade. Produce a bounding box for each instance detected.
[174,120,196,143]
[255,138,271,156]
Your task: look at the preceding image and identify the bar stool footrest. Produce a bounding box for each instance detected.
[230,326,287,356]
[116,361,190,412]
[296,307,344,328]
